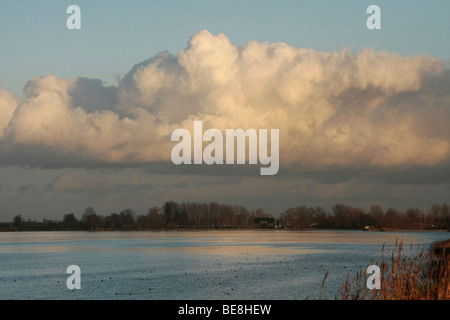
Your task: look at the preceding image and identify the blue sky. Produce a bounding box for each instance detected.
[1,0,449,94]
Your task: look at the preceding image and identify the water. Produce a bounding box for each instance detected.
[0,230,448,300]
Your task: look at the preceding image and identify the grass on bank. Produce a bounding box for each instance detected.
[330,239,450,300]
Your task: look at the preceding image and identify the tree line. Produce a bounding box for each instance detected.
[1,201,449,231]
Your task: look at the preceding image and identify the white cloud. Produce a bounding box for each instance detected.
[0,82,18,138]
[0,30,449,171]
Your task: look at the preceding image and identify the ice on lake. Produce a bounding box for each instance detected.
[0,230,448,300]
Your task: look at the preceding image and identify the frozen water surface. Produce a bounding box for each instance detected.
[0,230,448,300]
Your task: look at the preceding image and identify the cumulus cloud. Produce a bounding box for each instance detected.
[0,82,18,138]
[0,30,449,171]
[2,75,170,164]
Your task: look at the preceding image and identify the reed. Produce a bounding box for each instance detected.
[336,239,450,300]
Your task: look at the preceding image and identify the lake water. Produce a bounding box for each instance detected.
[0,230,448,300]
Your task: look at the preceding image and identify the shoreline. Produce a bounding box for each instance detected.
[0,227,448,233]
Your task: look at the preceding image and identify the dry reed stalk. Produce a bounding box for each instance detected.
[334,239,450,300]
[319,269,330,300]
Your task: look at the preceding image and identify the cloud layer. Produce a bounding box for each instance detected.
[1,30,449,172]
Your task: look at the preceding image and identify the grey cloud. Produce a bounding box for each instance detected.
[69,77,120,114]
[359,164,450,186]
[16,184,40,195]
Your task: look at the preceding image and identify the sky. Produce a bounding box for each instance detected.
[0,0,449,220]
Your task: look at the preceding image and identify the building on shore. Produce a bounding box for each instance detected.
[253,217,275,229]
